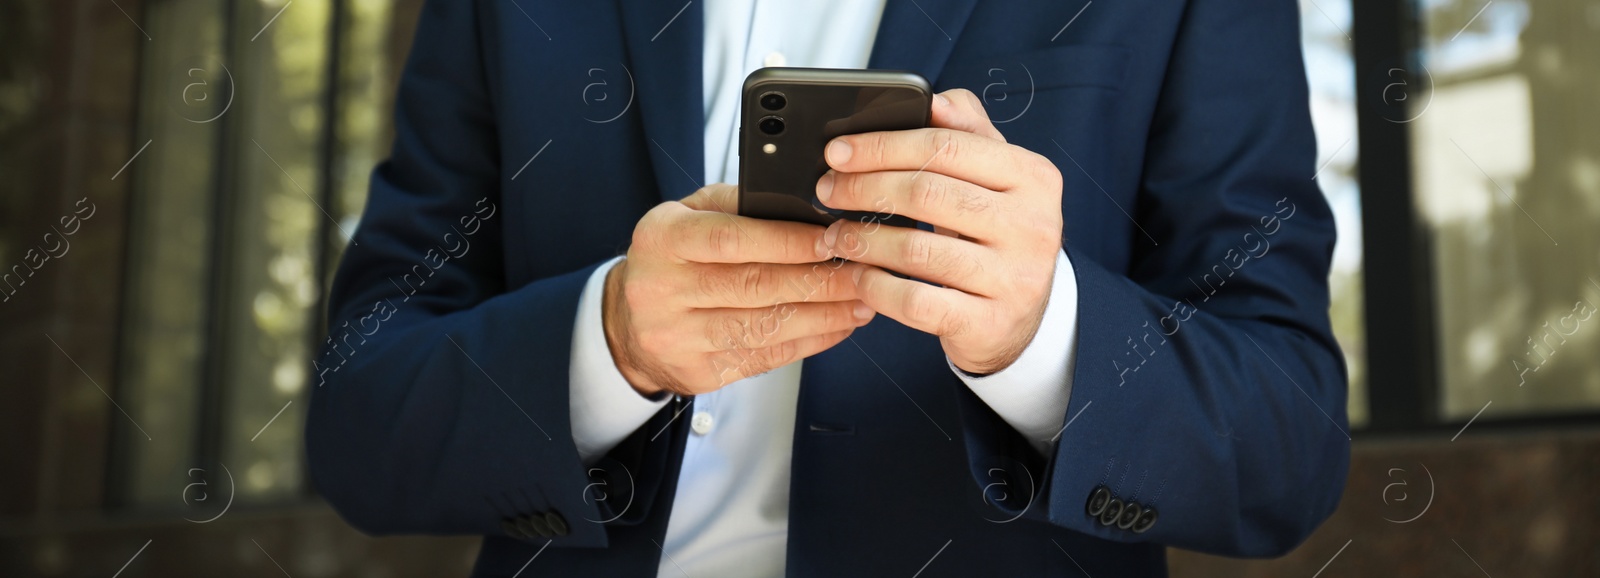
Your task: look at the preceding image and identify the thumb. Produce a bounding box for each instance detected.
[930,89,1006,143]
[679,183,739,214]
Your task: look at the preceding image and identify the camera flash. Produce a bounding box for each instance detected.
[762,143,777,154]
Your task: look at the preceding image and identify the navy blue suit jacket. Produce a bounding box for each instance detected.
[307,0,1350,575]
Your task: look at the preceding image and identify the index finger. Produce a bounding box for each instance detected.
[661,204,831,264]
[826,128,1030,192]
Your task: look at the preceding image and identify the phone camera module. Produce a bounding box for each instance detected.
[758,116,785,136]
[759,92,787,111]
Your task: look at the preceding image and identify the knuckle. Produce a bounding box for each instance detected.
[926,178,989,216]
[866,133,892,168]
[771,340,799,366]
[901,287,967,337]
[903,234,936,270]
[956,88,986,114]
[1022,196,1065,246]
[633,208,670,252]
[662,209,707,260]
[1030,154,1063,189]
[910,175,947,213]
[926,130,959,162]
[900,233,970,279]
[842,172,868,203]
[706,222,742,259]
[805,265,846,302]
[739,266,772,300]
[902,287,937,325]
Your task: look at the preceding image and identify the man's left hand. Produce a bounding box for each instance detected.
[817,89,1065,375]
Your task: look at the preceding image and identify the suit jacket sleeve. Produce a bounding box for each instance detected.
[956,0,1350,557]
[305,0,630,548]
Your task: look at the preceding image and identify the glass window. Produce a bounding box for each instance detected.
[328,0,400,278]
[116,0,396,510]
[1414,0,1600,419]
[1301,0,1368,427]
[217,0,332,503]
[116,0,227,507]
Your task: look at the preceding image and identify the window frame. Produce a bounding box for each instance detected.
[1350,0,1600,435]
[108,0,350,510]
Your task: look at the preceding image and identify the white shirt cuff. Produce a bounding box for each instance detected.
[569,256,669,466]
[950,249,1078,456]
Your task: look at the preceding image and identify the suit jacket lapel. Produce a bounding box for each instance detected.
[619,0,705,202]
[867,0,981,83]
[618,0,978,203]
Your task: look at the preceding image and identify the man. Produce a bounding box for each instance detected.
[306,0,1350,576]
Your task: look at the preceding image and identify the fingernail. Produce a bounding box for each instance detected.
[853,302,874,321]
[817,172,834,203]
[934,93,950,108]
[815,236,830,259]
[826,139,852,166]
[823,220,841,249]
[851,266,864,285]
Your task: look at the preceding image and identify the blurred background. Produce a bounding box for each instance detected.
[0,0,1595,576]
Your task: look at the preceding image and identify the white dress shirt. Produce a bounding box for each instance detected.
[567,1,1081,575]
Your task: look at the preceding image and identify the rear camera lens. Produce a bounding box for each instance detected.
[758,116,785,136]
[759,92,786,111]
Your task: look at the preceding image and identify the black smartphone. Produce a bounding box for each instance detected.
[738,68,932,227]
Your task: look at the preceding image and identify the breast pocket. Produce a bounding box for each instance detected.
[935,44,1130,124]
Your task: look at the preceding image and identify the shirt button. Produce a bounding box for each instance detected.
[691,411,715,435]
[763,52,787,67]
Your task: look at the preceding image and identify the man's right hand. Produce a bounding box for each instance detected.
[603,184,876,397]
